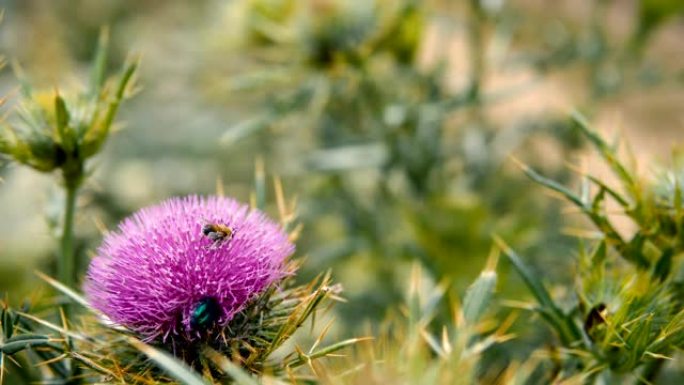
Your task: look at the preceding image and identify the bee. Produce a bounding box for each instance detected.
[201,221,235,249]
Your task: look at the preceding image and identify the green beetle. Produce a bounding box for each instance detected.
[190,297,222,330]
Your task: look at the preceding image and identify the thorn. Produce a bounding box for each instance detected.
[564,160,586,175]
[492,235,512,256]
[288,195,298,216]
[5,354,20,368]
[442,327,452,354]
[274,176,287,224]
[309,317,336,354]
[288,223,303,242]
[92,215,109,235]
[508,155,530,173]
[249,192,256,208]
[255,156,264,182]
[34,353,68,367]
[485,247,500,272]
[496,311,518,336]
[215,176,224,197]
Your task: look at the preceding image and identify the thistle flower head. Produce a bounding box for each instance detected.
[0,29,136,188]
[84,195,294,342]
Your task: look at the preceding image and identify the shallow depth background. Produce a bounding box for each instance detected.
[0,0,682,356]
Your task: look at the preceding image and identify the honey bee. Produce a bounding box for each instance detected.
[201,221,234,249]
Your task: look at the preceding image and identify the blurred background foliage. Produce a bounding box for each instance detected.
[0,0,683,382]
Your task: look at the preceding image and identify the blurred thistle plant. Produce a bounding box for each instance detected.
[0,29,138,291]
[307,259,552,385]
[357,260,509,385]
[497,112,684,383]
[232,0,422,69]
[0,184,359,384]
[522,0,682,100]
[208,0,577,320]
[632,0,684,56]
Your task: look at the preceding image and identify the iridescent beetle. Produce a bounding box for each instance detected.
[190,297,222,331]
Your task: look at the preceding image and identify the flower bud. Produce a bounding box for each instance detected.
[0,57,137,188]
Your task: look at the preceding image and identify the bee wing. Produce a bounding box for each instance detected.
[198,217,216,236]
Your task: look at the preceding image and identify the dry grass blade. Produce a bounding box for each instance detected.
[128,337,208,385]
[34,271,90,309]
[14,312,90,343]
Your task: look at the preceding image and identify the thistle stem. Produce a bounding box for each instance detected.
[58,184,81,384]
[59,185,78,290]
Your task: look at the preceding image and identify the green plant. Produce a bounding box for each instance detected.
[202,1,581,327]
[499,113,684,383]
[0,29,137,292]
[0,182,360,385]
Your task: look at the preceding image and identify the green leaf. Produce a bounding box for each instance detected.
[462,269,497,325]
[625,315,653,370]
[494,237,556,311]
[54,93,73,152]
[2,307,13,340]
[585,174,630,208]
[652,248,673,281]
[114,59,138,100]
[89,27,110,99]
[571,111,637,199]
[422,283,448,323]
[516,157,643,267]
[0,335,59,355]
[54,94,69,132]
[591,241,607,265]
[128,337,209,385]
[82,58,138,158]
[624,233,649,268]
[494,236,582,345]
[3,333,50,342]
[407,265,422,330]
[515,157,585,208]
[592,187,607,213]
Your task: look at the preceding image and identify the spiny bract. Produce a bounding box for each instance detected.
[84,195,294,342]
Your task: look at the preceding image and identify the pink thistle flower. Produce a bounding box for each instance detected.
[84,196,294,341]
